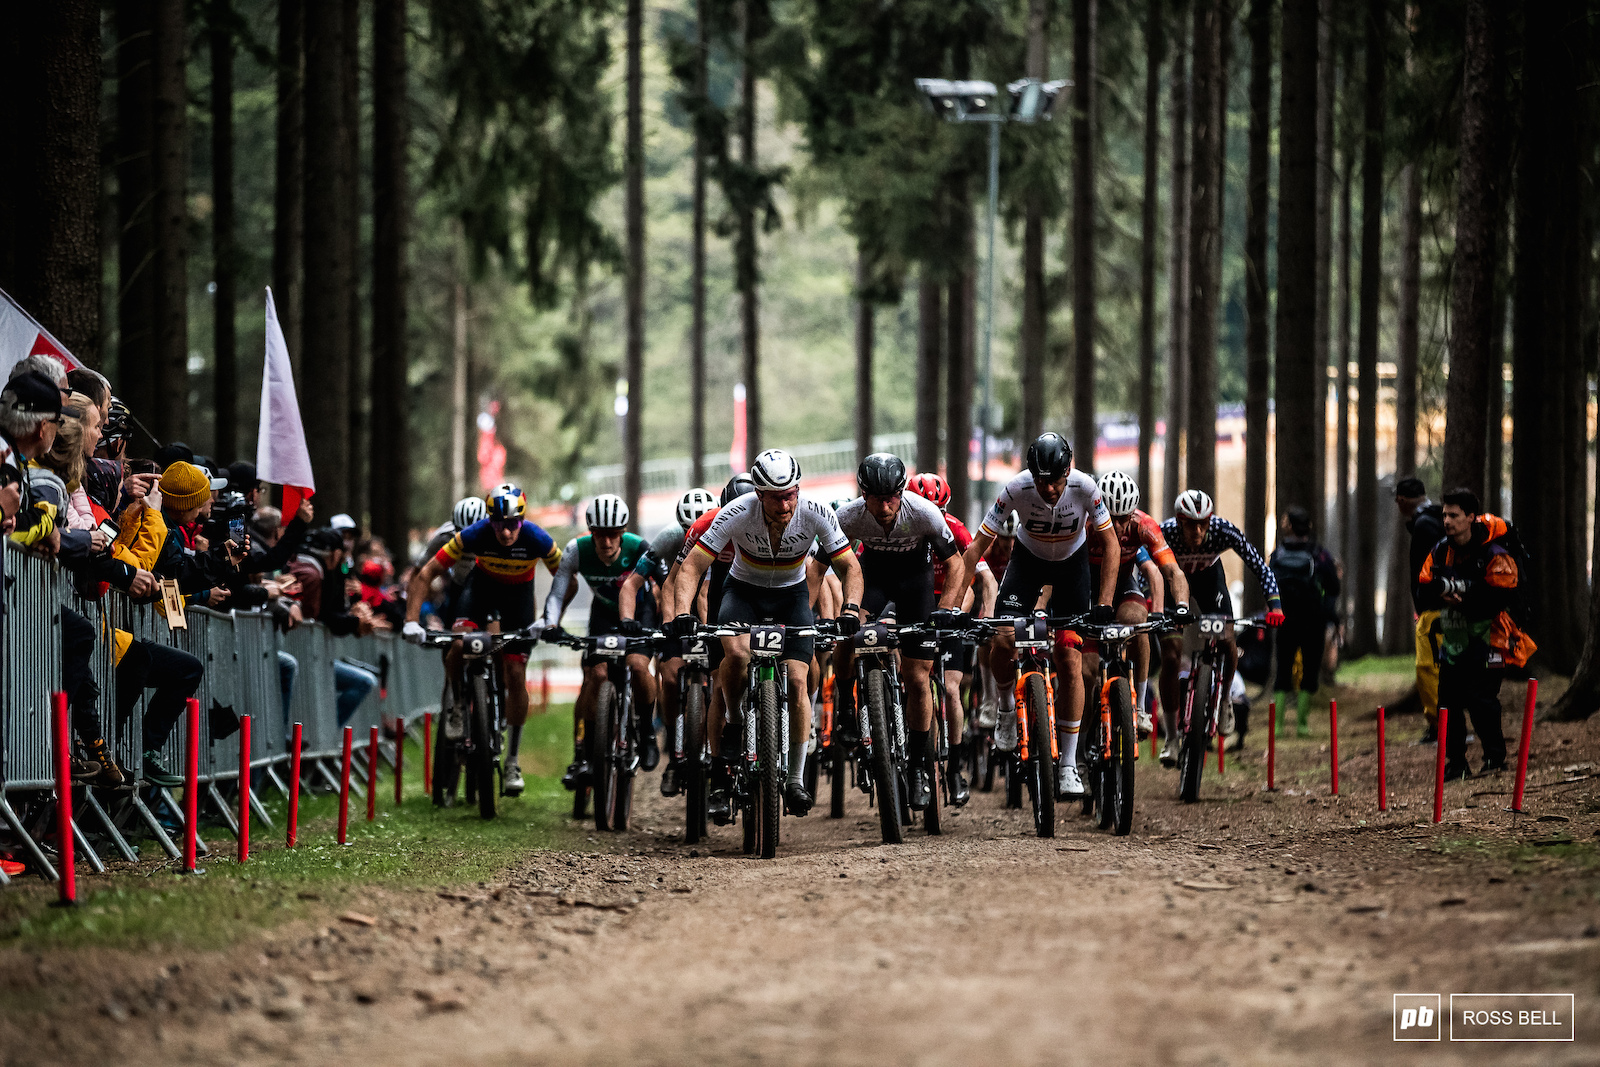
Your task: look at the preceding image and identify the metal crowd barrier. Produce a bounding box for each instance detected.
[1,541,446,882]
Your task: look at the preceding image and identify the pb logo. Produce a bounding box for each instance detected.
[1394,994,1442,1042]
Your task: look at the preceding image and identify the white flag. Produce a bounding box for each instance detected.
[0,286,81,379]
[256,288,315,499]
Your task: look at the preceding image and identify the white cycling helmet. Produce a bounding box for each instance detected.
[676,487,717,529]
[749,448,802,492]
[1098,471,1140,518]
[585,493,630,530]
[996,509,1021,537]
[1174,488,1214,522]
[452,496,488,530]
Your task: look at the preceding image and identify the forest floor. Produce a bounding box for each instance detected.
[1,678,1597,1066]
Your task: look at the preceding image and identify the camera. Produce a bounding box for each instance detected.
[205,490,252,548]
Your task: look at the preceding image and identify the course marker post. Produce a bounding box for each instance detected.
[1266,701,1277,791]
[50,692,75,905]
[394,716,404,807]
[1433,707,1449,823]
[1511,679,1538,814]
[338,727,353,844]
[1329,699,1339,796]
[287,722,302,847]
[183,697,201,873]
[367,726,379,820]
[238,715,251,863]
[1217,721,1225,775]
[423,712,432,793]
[1375,706,1388,811]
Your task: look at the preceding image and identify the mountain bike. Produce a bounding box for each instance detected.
[980,612,1066,839]
[808,631,851,819]
[672,632,715,845]
[1076,615,1176,835]
[544,629,664,832]
[1175,616,1263,804]
[422,627,538,820]
[836,619,917,845]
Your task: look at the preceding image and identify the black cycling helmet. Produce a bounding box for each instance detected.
[856,452,907,498]
[1026,431,1073,481]
[721,472,757,506]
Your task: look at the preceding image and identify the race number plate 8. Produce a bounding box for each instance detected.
[596,633,628,656]
[1199,615,1230,636]
[750,625,786,656]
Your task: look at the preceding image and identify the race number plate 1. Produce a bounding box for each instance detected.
[1198,615,1231,637]
[749,625,786,657]
[595,633,628,657]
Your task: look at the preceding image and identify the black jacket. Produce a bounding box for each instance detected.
[1406,503,1445,612]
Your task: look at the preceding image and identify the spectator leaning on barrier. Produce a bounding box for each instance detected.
[1395,477,1446,745]
[152,461,238,609]
[1417,488,1537,781]
[1,370,66,549]
[1269,506,1341,739]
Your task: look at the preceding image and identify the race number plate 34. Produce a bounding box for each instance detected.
[750,625,786,657]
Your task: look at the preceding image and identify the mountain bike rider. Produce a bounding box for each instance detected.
[907,471,996,806]
[403,484,561,796]
[617,487,718,796]
[543,493,660,788]
[1089,471,1192,737]
[833,454,969,811]
[416,496,489,628]
[668,449,864,820]
[1156,489,1283,767]
[960,432,1120,800]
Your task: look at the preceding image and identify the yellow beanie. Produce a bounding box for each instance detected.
[159,461,215,511]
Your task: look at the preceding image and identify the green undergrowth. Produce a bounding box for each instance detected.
[1331,655,1416,685]
[0,705,580,950]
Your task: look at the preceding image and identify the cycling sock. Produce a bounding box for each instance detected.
[507,723,522,759]
[786,740,807,784]
[910,729,930,765]
[1059,720,1080,765]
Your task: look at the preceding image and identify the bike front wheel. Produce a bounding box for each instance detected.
[1025,673,1055,839]
[1102,677,1137,835]
[683,680,708,845]
[470,675,497,820]
[1178,661,1213,804]
[756,675,783,859]
[865,669,903,845]
[593,680,618,831]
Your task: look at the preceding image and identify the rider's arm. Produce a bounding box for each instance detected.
[828,545,864,614]
[541,541,582,626]
[618,569,647,621]
[1223,518,1281,612]
[405,556,446,623]
[972,562,998,618]
[1092,521,1120,605]
[1160,560,1189,609]
[1140,555,1165,613]
[658,559,682,619]
[961,528,994,593]
[935,547,967,610]
[673,542,715,614]
[805,553,828,610]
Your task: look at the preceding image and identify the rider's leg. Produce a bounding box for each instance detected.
[707,680,727,758]
[626,651,661,768]
[943,668,965,743]
[659,656,682,754]
[1118,599,1150,691]
[718,634,751,712]
[1159,636,1184,749]
[785,658,812,785]
[903,657,934,731]
[502,655,530,757]
[1053,641,1086,766]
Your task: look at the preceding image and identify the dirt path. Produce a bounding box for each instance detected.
[5,707,1599,1066]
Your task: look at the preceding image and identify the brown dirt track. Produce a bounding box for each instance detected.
[2,685,1598,1066]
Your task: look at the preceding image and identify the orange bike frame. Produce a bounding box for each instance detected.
[1014,667,1060,763]
[819,666,835,749]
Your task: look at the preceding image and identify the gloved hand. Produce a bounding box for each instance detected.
[835,613,861,637]
[402,620,426,645]
[1170,601,1194,625]
[928,608,971,632]
[618,617,644,636]
[667,613,699,639]
[541,624,570,645]
[1089,604,1115,625]
[1265,609,1285,628]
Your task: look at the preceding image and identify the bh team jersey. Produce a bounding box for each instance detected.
[436,518,561,584]
[980,470,1110,561]
[694,493,852,588]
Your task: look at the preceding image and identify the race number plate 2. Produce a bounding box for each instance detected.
[750,625,786,657]
[595,633,628,657]
[1199,615,1231,636]
[682,636,710,665]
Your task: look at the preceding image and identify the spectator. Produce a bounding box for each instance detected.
[152,441,194,470]
[1,371,65,550]
[152,461,236,608]
[1395,476,1446,744]
[1269,505,1340,739]
[1418,488,1536,781]
[286,526,379,723]
[356,556,404,630]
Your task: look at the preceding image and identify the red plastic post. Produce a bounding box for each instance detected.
[1375,706,1388,811]
[394,716,404,807]
[1512,679,1538,813]
[1266,701,1277,791]
[238,714,251,863]
[1329,699,1339,796]
[423,712,433,793]
[184,696,201,872]
[367,726,379,821]
[1217,722,1225,775]
[287,722,302,847]
[338,726,353,844]
[50,693,76,904]
[1433,707,1449,823]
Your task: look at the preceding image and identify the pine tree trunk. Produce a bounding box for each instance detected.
[0,1,101,362]
[1184,0,1221,498]
[947,194,974,525]
[151,0,190,443]
[1383,159,1422,654]
[854,250,873,465]
[303,0,351,512]
[449,275,467,503]
[689,0,708,488]
[1020,0,1049,451]
[274,0,304,382]
[1242,0,1270,615]
[1334,36,1353,613]
[1312,0,1334,526]
[342,0,363,519]
[1484,284,1505,511]
[1072,0,1098,469]
[1137,0,1161,500]
[624,0,644,530]
[1163,6,1190,516]
[1273,0,1318,522]
[738,0,761,459]
[916,271,942,474]
[116,0,156,428]
[1350,0,1386,657]
[212,1,237,462]
[370,0,409,552]
[1442,0,1505,500]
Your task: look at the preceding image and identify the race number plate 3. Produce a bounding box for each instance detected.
[750,625,786,657]
[1198,615,1231,637]
[594,633,629,657]
[854,622,892,652]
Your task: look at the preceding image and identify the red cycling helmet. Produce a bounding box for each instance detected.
[908,472,952,512]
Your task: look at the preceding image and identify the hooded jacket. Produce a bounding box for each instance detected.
[1417,514,1536,668]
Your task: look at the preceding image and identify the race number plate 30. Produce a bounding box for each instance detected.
[1199,615,1231,636]
[750,625,786,657]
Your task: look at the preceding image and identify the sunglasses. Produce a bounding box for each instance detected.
[490,517,521,528]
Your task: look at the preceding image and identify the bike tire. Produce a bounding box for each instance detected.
[1005,752,1022,808]
[829,745,847,818]
[922,725,943,836]
[757,676,782,859]
[432,712,460,808]
[1105,677,1137,836]
[593,680,618,832]
[977,734,995,793]
[1026,673,1055,839]
[1178,661,1212,804]
[683,680,708,845]
[470,675,497,820]
[865,669,903,845]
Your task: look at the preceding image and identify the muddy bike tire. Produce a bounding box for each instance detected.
[1103,677,1137,835]
[865,669,903,845]
[1026,673,1055,839]
[593,680,618,832]
[470,675,497,820]
[432,708,460,808]
[755,675,783,859]
[683,680,708,845]
[1178,661,1213,804]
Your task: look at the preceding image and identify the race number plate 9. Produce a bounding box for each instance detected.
[750,625,786,656]
[1199,615,1231,636]
[462,632,491,657]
